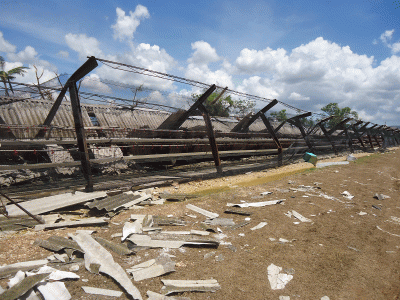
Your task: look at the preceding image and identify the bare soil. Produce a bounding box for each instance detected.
[1,148,400,300]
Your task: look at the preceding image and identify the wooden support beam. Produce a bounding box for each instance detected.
[287,114,314,152]
[231,100,278,133]
[274,112,312,134]
[69,82,93,192]
[157,85,216,130]
[260,114,282,166]
[198,103,222,173]
[327,118,352,136]
[316,116,337,155]
[210,87,228,105]
[35,56,98,138]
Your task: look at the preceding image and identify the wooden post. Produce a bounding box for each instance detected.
[199,104,222,173]
[158,85,216,130]
[316,116,337,155]
[260,114,282,166]
[69,82,93,191]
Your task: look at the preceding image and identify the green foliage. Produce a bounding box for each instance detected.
[321,102,358,128]
[270,109,288,122]
[191,91,255,117]
[301,117,315,128]
[0,56,29,96]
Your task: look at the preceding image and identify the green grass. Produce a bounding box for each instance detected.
[354,153,380,164]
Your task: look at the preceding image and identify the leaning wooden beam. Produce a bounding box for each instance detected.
[316,116,337,155]
[260,114,282,166]
[231,99,278,133]
[284,112,313,151]
[199,103,222,173]
[35,56,98,138]
[326,118,352,136]
[157,85,216,130]
[70,82,93,192]
[350,121,367,150]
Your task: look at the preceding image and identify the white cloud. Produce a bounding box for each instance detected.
[81,74,112,94]
[65,33,103,60]
[288,92,310,101]
[237,76,280,99]
[57,50,69,59]
[95,43,176,90]
[380,29,394,45]
[188,41,220,65]
[0,31,16,53]
[6,46,55,71]
[111,6,150,42]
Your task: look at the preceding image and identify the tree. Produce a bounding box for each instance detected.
[321,103,358,128]
[270,109,288,122]
[0,56,29,96]
[190,91,255,117]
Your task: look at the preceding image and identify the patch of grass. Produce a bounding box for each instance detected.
[354,153,380,164]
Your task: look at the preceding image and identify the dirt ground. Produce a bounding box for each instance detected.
[1,148,400,300]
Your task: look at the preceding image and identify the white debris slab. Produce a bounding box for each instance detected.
[147,290,190,300]
[261,191,273,196]
[70,232,142,300]
[251,222,268,230]
[31,266,80,281]
[5,191,107,217]
[37,281,71,300]
[291,210,312,223]
[226,200,284,207]
[82,286,123,297]
[127,254,175,281]
[186,204,219,219]
[279,297,290,300]
[341,191,354,200]
[267,264,293,290]
[0,259,48,279]
[34,217,108,231]
[127,235,184,249]
[122,220,143,241]
[161,279,221,295]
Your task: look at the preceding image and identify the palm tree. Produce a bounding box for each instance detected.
[0,56,29,96]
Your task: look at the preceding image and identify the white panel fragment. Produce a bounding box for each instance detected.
[267,263,293,290]
[291,210,312,223]
[251,222,268,230]
[186,204,219,219]
[37,281,71,300]
[82,286,123,297]
[227,200,284,207]
[70,232,142,300]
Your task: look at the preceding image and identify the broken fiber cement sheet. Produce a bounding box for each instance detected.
[186,204,219,219]
[127,234,219,249]
[70,232,142,300]
[147,291,191,300]
[161,279,221,295]
[227,199,284,208]
[268,263,293,290]
[82,286,123,297]
[34,217,108,231]
[127,254,175,281]
[5,191,107,217]
[290,210,312,223]
[0,259,48,279]
[0,273,49,300]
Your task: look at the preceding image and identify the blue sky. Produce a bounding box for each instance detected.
[1,0,400,124]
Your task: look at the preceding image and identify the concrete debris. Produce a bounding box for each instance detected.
[321,297,330,300]
[186,204,219,219]
[34,217,108,231]
[147,290,191,300]
[374,193,390,200]
[279,297,290,300]
[5,191,107,217]
[226,199,284,207]
[203,218,235,226]
[279,238,290,243]
[69,265,79,272]
[390,216,400,224]
[160,279,221,295]
[82,286,123,297]
[316,161,349,168]
[251,222,268,230]
[70,232,142,300]
[0,259,48,279]
[1,273,49,300]
[267,263,293,290]
[358,212,367,216]
[346,154,357,161]
[260,191,273,196]
[127,254,175,281]
[348,246,360,252]
[224,208,252,216]
[290,211,312,223]
[341,191,354,200]
[161,230,209,236]
[203,251,216,259]
[215,254,224,262]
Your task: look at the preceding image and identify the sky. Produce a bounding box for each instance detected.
[1,0,400,125]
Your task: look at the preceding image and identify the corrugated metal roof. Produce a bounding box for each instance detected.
[86,193,142,212]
